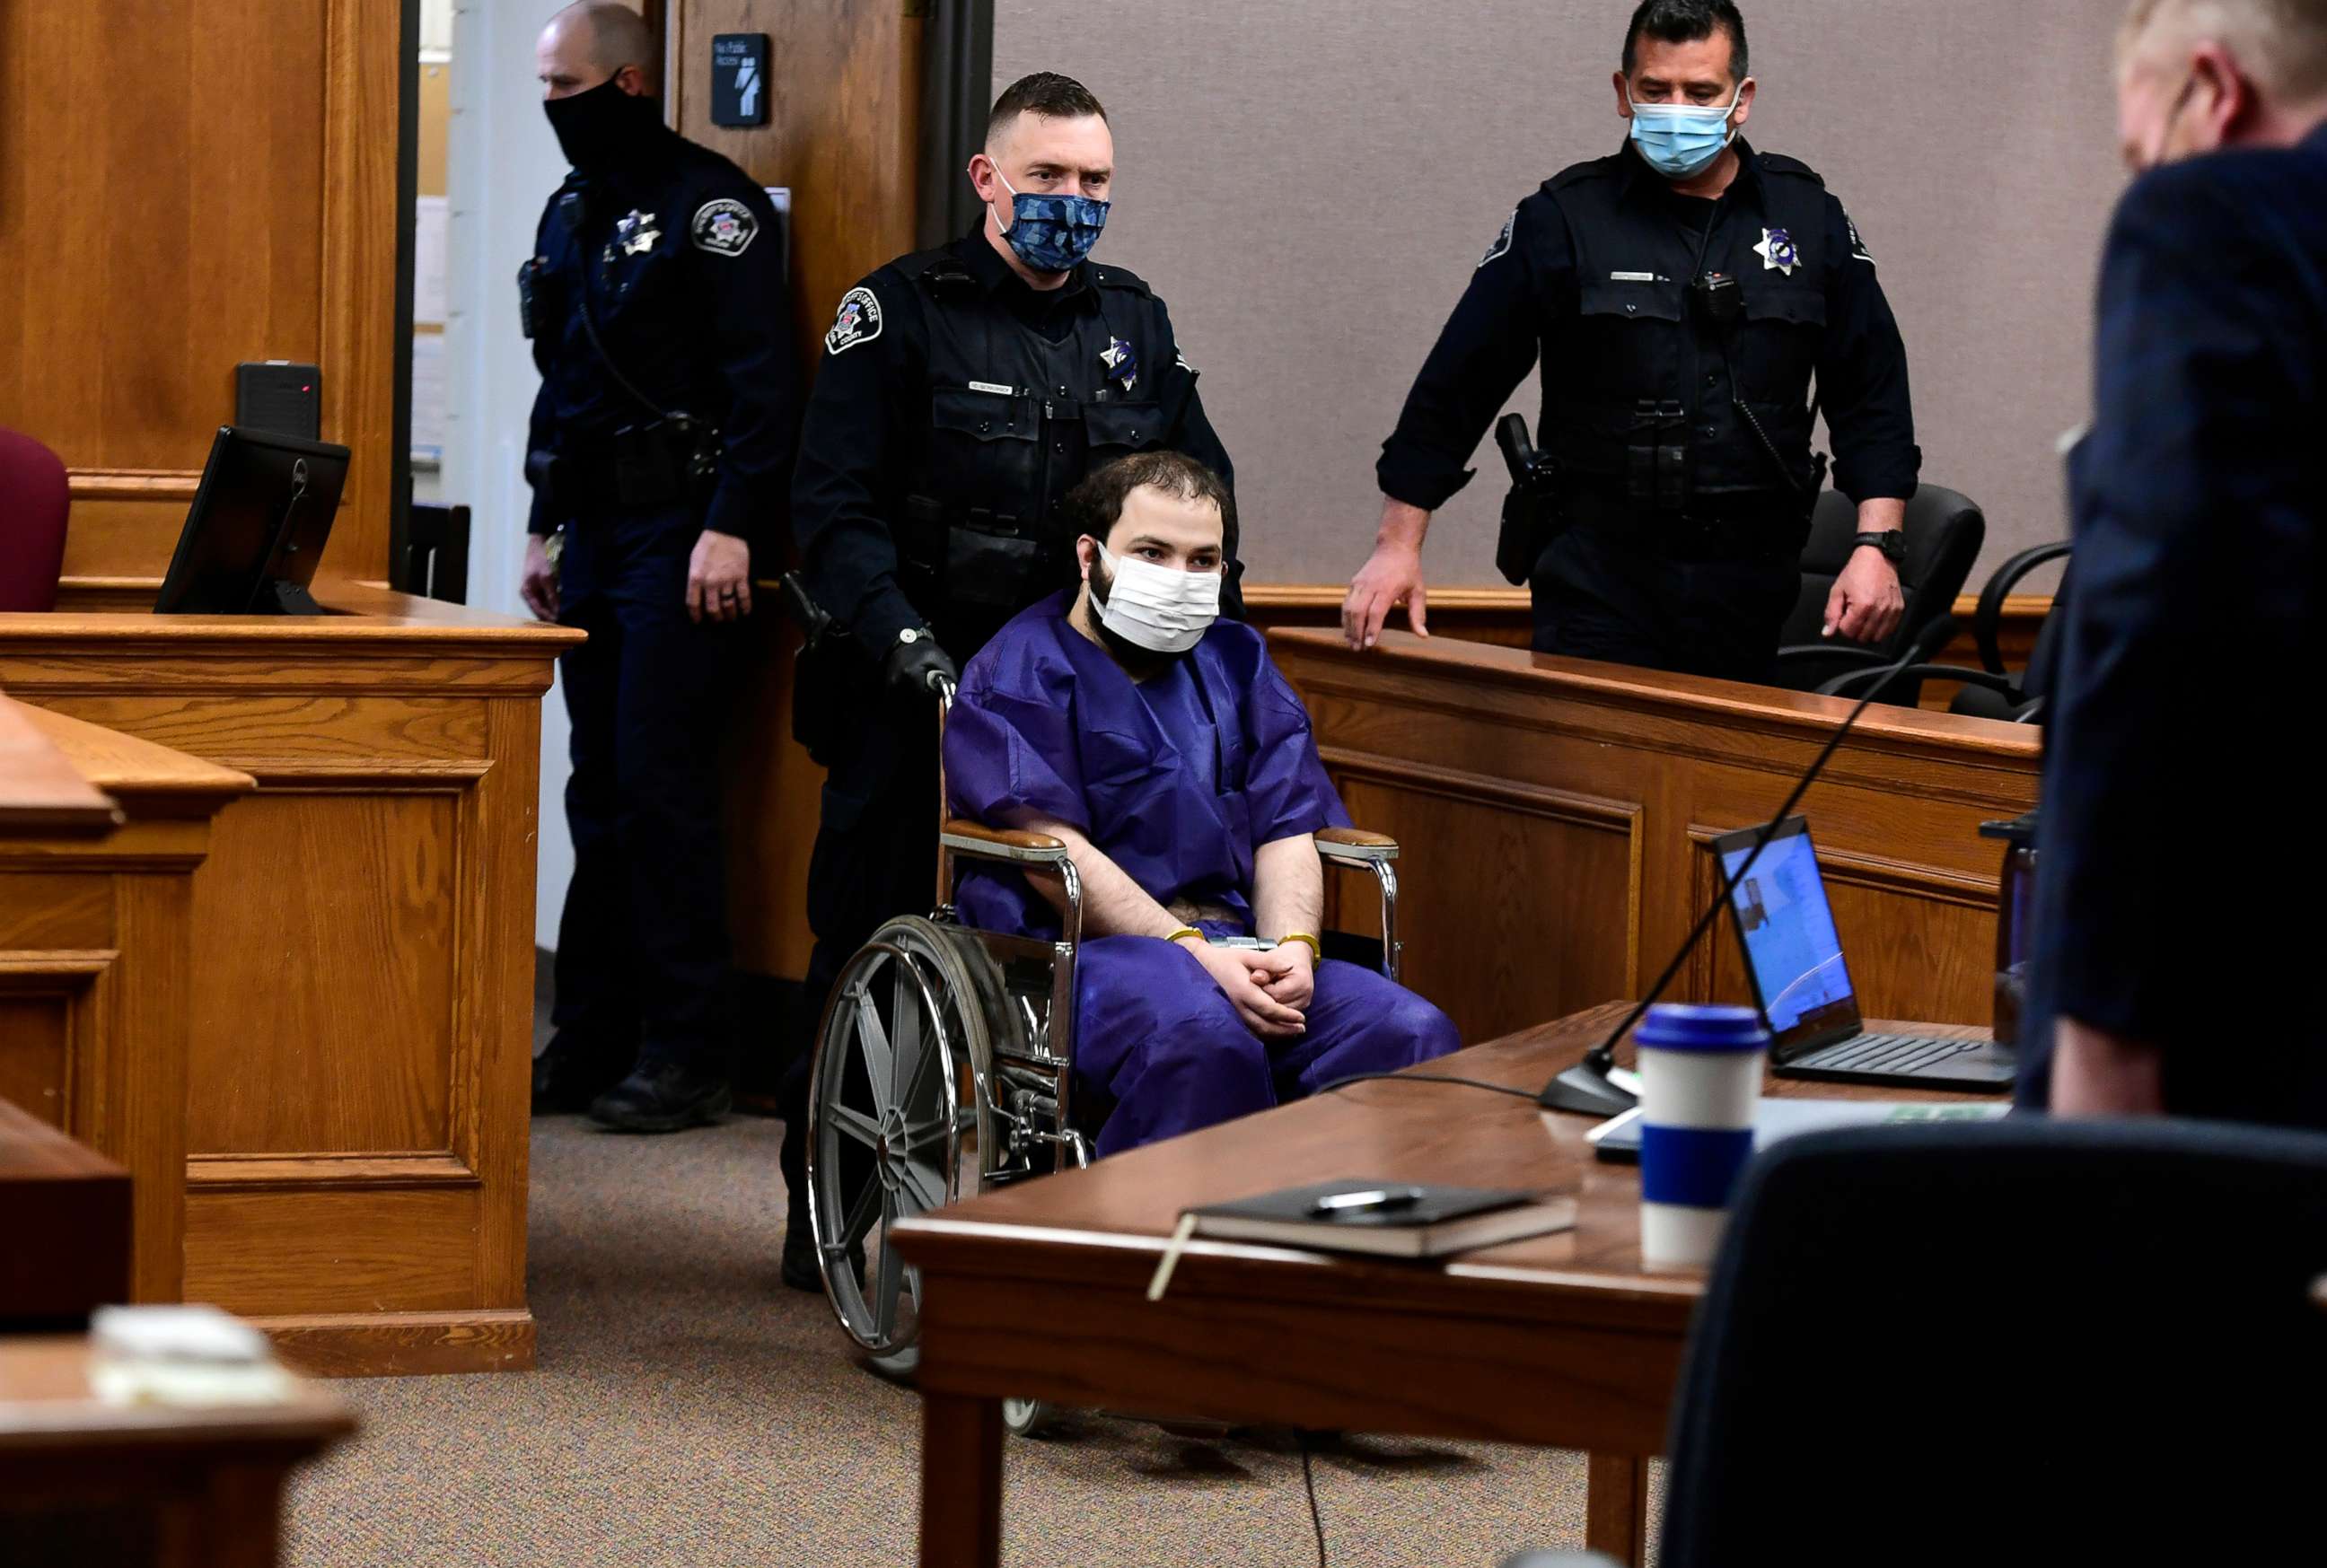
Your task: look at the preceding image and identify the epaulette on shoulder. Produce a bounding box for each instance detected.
[1542,154,1625,194]
[1755,152,1827,187]
[905,249,977,289]
[1087,263,1152,297]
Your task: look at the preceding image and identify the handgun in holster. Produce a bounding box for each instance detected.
[778,571,842,763]
[1495,413,1566,586]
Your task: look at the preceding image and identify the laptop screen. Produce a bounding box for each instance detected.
[1717,819,1863,1049]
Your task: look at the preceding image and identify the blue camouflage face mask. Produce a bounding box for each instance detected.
[997,170,1110,273]
[1626,83,1743,180]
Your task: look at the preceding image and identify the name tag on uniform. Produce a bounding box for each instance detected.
[1611,271,1656,283]
[968,381,1015,396]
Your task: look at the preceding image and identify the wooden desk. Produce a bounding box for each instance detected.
[1269,630,2041,1046]
[895,1003,1975,1567]
[0,1336,353,1568]
[1,697,250,1304]
[0,582,581,1373]
[0,1099,131,1327]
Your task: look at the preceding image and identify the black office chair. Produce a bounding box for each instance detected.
[1508,1117,2327,1567]
[1824,539,2069,722]
[391,501,472,605]
[1770,485,1986,705]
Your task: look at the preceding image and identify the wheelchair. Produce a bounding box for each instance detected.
[802,684,1403,1431]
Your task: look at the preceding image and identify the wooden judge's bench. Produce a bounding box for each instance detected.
[0,580,578,1376]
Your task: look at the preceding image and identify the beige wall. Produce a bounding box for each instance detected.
[993,0,2125,590]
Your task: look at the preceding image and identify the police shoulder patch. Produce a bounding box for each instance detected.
[825,286,883,355]
[1480,207,1517,268]
[1845,210,1875,265]
[690,197,758,258]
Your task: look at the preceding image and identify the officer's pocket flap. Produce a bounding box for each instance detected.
[946,525,1048,608]
[1083,401,1164,453]
[1743,287,1827,328]
[931,386,1039,442]
[1579,279,1684,322]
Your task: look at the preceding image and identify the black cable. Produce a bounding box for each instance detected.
[1313,1070,1541,1102]
[1568,635,1926,1083]
[1299,1436,1328,1568]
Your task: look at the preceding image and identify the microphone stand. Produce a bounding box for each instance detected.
[1538,637,1927,1116]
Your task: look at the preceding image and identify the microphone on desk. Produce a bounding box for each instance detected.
[1537,639,1931,1117]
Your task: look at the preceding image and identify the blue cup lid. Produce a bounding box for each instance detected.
[1634,1003,1770,1054]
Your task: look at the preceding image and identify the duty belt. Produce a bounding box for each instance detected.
[1564,486,1807,565]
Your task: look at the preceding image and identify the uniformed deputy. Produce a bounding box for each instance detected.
[1344,0,1920,684]
[520,3,798,1132]
[777,72,1235,1287]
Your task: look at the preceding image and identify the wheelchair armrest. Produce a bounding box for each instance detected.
[940,819,1073,867]
[1315,827,1399,863]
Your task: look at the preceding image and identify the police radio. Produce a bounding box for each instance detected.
[1494,414,1564,586]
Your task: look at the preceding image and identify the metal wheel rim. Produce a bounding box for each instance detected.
[1003,1396,1054,1438]
[805,937,960,1357]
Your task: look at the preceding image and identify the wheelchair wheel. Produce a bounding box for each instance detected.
[1003,1397,1060,1440]
[805,915,999,1376]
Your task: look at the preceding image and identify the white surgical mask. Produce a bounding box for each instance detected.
[1092,543,1221,654]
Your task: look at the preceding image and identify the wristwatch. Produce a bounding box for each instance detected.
[1850,530,1905,566]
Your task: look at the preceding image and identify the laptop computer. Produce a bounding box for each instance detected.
[1710,817,2015,1092]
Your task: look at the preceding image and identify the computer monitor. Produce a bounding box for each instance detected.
[1710,816,1866,1056]
[154,426,349,615]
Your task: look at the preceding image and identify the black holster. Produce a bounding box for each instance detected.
[1496,483,1564,586]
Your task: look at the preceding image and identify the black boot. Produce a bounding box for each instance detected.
[587,1059,733,1133]
[532,1031,633,1115]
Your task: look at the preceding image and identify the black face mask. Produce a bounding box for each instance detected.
[543,76,659,171]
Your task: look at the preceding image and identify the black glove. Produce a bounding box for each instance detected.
[883,628,958,696]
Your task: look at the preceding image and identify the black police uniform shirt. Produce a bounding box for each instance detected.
[1379,138,1919,519]
[523,119,798,547]
[790,224,1237,657]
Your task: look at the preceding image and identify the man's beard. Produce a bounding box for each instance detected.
[1087,560,1190,678]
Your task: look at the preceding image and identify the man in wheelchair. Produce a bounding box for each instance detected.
[944,451,1461,1154]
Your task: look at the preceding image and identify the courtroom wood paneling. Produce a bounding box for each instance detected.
[1243,584,2055,706]
[0,0,400,583]
[0,702,250,1306]
[0,994,74,1130]
[0,584,575,1371]
[1330,759,1639,1047]
[671,0,925,980]
[1272,630,2039,1038]
[185,791,458,1156]
[184,1187,482,1317]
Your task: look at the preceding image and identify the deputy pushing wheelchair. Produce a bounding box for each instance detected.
[800,674,1403,1436]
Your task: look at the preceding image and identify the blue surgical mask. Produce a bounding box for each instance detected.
[1626,84,1743,181]
[997,170,1109,273]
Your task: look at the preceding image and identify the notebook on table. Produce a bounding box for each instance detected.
[1182,1179,1578,1258]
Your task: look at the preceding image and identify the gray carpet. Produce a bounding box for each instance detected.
[284,1109,1639,1566]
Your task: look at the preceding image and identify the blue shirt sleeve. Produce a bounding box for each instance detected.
[941,652,1091,836]
[1243,643,1352,845]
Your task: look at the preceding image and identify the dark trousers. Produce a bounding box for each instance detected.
[550,504,743,1072]
[777,642,955,1217]
[1529,516,1804,686]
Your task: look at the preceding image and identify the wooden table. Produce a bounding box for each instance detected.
[0,1336,354,1567]
[893,1003,1978,1567]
